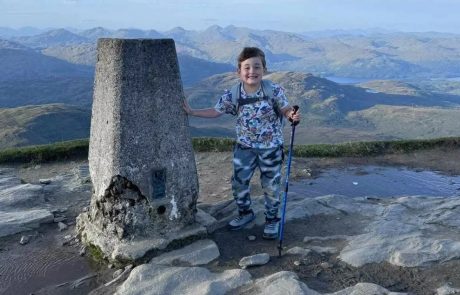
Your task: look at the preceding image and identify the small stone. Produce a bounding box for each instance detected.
[19,235,30,245]
[124,264,134,271]
[309,246,338,254]
[61,235,75,246]
[58,222,68,231]
[79,246,86,256]
[239,253,270,268]
[247,235,256,241]
[320,262,332,269]
[293,260,301,266]
[108,264,114,269]
[39,179,52,185]
[112,269,123,278]
[286,246,311,256]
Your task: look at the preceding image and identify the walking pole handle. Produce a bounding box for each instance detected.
[289,105,300,126]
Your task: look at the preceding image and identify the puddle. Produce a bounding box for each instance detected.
[290,165,460,198]
[0,227,96,295]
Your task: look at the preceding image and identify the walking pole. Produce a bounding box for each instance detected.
[278,105,299,257]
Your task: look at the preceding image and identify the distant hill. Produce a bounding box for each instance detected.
[42,43,96,66]
[0,41,94,108]
[357,80,427,96]
[0,41,233,107]
[0,77,93,108]
[347,105,460,139]
[186,71,460,123]
[40,43,234,85]
[158,26,460,79]
[3,24,460,146]
[0,41,93,82]
[78,27,114,42]
[0,104,90,149]
[11,28,89,48]
[6,25,460,79]
[178,55,234,86]
[2,71,460,148]
[185,71,460,143]
[410,79,460,96]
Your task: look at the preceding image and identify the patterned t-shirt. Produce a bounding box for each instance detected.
[214,82,289,149]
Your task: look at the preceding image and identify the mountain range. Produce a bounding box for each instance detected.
[2,70,460,149]
[2,25,460,148]
[185,72,460,143]
[3,25,460,79]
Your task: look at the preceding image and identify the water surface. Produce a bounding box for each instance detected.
[290,165,460,198]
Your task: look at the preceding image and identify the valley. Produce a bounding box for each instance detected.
[1,26,460,148]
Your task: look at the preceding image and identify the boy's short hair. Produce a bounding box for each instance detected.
[237,47,266,70]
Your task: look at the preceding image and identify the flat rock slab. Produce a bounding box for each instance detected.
[0,183,44,209]
[0,209,54,237]
[78,211,207,262]
[115,265,252,295]
[335,196,460,267]
[208,193,460,268]
[327,282,407,295]
[239,253,270,268]
[149,239,220,266]
[240,271,321,295]
[0,169,55,237]
[117,266,408,295]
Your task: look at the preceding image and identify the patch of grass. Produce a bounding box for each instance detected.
[2,136,460,164]
[292,137,460,158]
[192,137,235,152]
[86,243,106,263]
[0,138,89,164]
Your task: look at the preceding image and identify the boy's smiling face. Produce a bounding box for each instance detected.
[238,56,265,91]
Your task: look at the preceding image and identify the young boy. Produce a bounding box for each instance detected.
[184,47,300,239]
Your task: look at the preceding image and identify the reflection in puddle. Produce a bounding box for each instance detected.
[290,166,460,198]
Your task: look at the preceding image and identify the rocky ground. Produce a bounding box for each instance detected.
[1,148,460,294]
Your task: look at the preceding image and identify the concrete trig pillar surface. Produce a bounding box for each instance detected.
[77,39,204,262]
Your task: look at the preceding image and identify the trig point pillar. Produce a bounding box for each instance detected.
[77,38,204,262]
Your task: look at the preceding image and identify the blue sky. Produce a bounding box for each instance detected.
[1,0,459,33]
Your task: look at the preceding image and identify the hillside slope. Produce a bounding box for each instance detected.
[2,71,460,148]
[185,71,460,143]
[9,26,460,79]
[0,104,90,149]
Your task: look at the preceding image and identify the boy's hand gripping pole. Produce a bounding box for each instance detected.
[278,105,299,257]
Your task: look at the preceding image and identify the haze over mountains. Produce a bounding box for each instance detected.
[1,25,460,148]
[3,25,460,79]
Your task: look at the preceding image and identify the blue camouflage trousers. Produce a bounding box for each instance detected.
[232,144,284,219]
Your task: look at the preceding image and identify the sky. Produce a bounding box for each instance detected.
[1,0,459,33]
